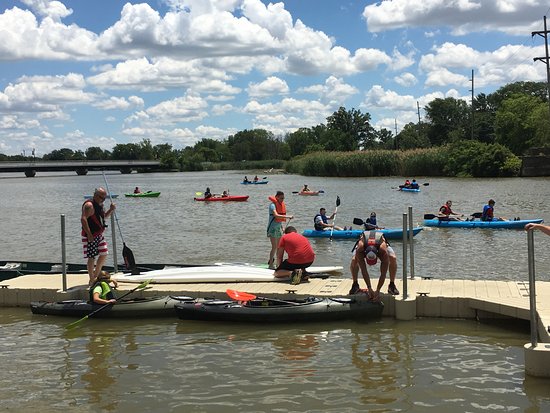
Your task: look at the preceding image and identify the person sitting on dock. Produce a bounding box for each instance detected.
[133,187,141,194]
[81,187,116,286]
[204,187,212,199]
[90,271,118,305]
[274,226,315,285]
[438,200,463,221]
[349,230,399,299]
[314,208,343,231]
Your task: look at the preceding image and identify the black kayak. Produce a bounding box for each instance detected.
[174,296,383,323]
[30,296,192,318]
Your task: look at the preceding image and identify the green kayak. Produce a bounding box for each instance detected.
[124,191,161,198]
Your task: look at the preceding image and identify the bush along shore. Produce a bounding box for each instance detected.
[285,141,521,178]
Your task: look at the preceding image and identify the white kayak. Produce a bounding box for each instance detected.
[113,264,343,284]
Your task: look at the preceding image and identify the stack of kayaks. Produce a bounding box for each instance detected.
[424,218,543,229]
[113,264,343,284]
[174,295,384,323]
[194,195,249,202]
[302,227,422,240]
[124,191,161,198]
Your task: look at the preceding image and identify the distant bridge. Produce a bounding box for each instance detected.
[0,160,161,177]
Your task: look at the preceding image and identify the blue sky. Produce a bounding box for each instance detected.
[1,0,549,155]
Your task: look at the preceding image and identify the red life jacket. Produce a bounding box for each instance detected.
[268,196,286,222]
[81,200,105,237]
[440,204,452,215]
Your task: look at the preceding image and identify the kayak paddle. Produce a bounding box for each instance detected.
[102,171,138,275]
[329,196,341,241]
[66,279,152,329]
[226,289,299,305]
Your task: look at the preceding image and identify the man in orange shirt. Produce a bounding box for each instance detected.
[274,226,315,285]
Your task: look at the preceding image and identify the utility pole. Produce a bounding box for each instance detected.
[416,101,421,123]
[394,118,398,149]
[469,69,475,140]
[532,16,550,119]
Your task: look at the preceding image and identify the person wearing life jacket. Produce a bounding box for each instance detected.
[267,191,293,269]
[204,187,212,199]
[410,179,419,189]
[313,207,343,231]
[89,271,118,305]
[438,200,463,221]
[363,212,383,230]
[81,187,116,286]
[133,186,141,194]
[481,199,505,221]
[349,231,399,299]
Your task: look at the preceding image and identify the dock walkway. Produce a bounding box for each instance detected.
[1,273,549,343]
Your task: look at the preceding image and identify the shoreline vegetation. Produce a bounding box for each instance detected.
[204,141,521,178]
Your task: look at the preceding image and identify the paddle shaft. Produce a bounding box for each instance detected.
[329,196,341,240]
[102,171,125,245]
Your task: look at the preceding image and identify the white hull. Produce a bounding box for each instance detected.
[114,264,343,284]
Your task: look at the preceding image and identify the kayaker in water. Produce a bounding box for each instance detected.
[81,187,116,286]
[254,175,259,182]
[313,207,343,231]
[222,190,229,197]
[364,212,383,230]
[410,179,419,189]
[438,200,463,221]
[349,230,399,299]
[243,176,250,183]
[90,271,118,305]
[481,199,504,221]
[204,187,212,199]
[274,226,315,285]
[134,187,141,194]
[301,184,311,192]
[267,191,293,269]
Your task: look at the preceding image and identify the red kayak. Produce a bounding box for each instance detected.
[194,195,249,202]
[298,191,320,196]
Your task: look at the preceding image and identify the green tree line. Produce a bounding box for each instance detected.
[1,81,548,177]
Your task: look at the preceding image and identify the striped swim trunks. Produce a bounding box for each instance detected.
[82,234,108,259]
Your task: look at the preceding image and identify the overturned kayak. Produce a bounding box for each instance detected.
[174,296,384,323]
[302,227,423,240]
[424,218,543,229]
[124,191,161,198]
[30,296,191,318]
[194,195,249,202]
[113,264,343,284]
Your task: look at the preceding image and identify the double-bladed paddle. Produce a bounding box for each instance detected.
[423,212,481,220]
[102,171,138,275]
[329,196,341,240]
[66,279,152,329]
[226,289,299,305]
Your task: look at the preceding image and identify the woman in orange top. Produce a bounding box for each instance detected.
[267,191,293,269]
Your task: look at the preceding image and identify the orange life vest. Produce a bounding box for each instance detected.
[268,196,286,222]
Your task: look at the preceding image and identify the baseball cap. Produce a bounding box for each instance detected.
[365,248,378,265]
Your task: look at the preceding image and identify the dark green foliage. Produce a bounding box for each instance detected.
[443,140,520,177]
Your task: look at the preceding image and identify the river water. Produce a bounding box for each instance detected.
[1,171,550,412]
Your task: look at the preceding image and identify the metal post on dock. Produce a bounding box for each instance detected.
[111,214,118,273]
[60,214,67,291]
[527,229,538,347]
[402,213,408,299]
[408,206,415,280]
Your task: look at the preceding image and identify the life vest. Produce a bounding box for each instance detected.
[363,231,383,251]
[89,280,115,303]
[439,204,452,215]
[81,200,105,237]
[481,205,494,221]
[268,196,286,222]
[314,213,328,230]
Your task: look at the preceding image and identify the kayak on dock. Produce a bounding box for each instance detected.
[113,264,343,284]
[124,191,161,198]
[423,216,543,229]
[302,227,423,240]
[174,294,384,323]
[30,296,191,318]
[194,195,249,202]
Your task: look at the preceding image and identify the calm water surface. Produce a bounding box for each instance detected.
[1,171,550,412]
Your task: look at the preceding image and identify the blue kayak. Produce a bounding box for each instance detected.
[399,187,420,192]
[424,218,543,229]
[302,227,423,240]
[241,181,268,185]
